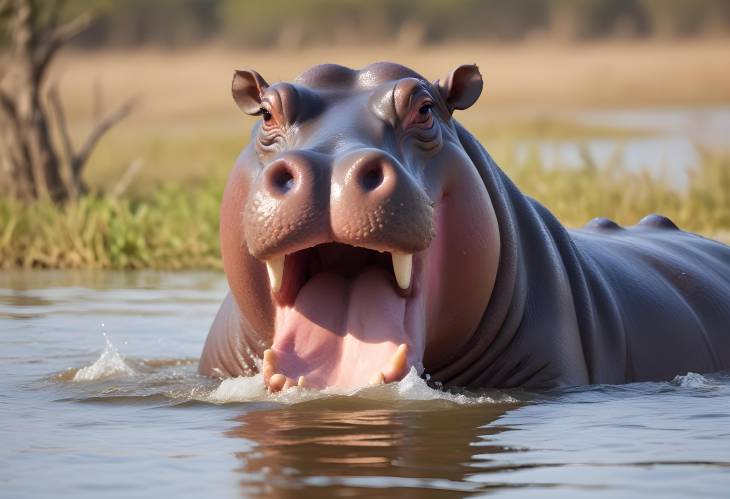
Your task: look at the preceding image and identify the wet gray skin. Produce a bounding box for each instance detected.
[200,61,730,391]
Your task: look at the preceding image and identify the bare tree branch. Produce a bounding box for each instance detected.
[48,81,73,165]
[0,88,24,147]
[50,13,91,47]
[0,88,17,120]
[110,159,144,199]
[34,13,91,80]
[12,0,33,57]
[73,97,136,175]
[0,0,12,15]
[43,0,65,34]
[48,81,81,199]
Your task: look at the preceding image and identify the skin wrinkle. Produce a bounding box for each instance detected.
[570,245,628,384]
[529,200,592,383]
[612,233,719,363]
[628,239,721,370]
[460,179,589,388]
[428,124,518,383]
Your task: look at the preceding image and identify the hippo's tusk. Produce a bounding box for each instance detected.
[389,343,408,377]
[265,256,285,293]
[391,253,413,289]
[262,349,276,382]
[369,372,386,385]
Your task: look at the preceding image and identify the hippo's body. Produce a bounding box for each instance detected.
[200,62,730,390]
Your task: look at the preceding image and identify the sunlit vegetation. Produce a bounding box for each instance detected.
[2,140,728,270]
[506,147,730,237]
[0,182,222,270]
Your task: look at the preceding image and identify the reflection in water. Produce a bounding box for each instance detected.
[226,399,523,498]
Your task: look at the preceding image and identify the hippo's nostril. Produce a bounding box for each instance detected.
[360,164,384,192]
[271,167,295,194]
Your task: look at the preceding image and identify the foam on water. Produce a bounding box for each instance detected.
[72,335,136,382]
[207,367,515,405]
[671,371,715,388]
[67,338,721,405]
[59,339,513,405]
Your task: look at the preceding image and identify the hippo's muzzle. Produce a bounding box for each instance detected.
[201,62,500,393]
[244,148,435,390]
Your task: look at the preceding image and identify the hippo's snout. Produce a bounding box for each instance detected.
[244,149,434,263]
[331,150,434,254]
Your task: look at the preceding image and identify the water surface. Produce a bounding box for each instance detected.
[493,106,730,189]
[1,271,729,498]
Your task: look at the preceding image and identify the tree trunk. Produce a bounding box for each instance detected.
[0,0,133,203]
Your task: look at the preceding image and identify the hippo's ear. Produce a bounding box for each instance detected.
[232,69,270,115]
[436,64,483,113]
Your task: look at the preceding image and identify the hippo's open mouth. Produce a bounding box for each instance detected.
[261,243,426,391]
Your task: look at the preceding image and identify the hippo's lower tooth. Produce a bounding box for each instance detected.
[390,343,408,374]
[268,373,286,392]
[265,256,285,293]
[262,349,276,380]
[369,372,386,385]
[391,253,413,289]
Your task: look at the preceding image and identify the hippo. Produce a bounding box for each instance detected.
[199,62,730,392]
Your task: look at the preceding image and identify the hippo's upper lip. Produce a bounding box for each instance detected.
[265,242,413,304]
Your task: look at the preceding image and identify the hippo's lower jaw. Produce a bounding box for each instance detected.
[260,243,427,392]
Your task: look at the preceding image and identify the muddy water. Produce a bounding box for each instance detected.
[1,271,729,498]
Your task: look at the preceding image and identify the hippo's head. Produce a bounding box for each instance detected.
[220,62,500,391]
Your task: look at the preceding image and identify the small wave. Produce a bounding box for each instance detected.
[671,372,716,389]
[72,336,136,382]
[207,367,515,405]
[378,367,514,404]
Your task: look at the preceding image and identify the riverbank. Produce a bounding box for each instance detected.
[3,40,729,269]
[2,150,729,270]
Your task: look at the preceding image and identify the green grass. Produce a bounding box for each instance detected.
[0,182,222,270]
[2,140,729,270]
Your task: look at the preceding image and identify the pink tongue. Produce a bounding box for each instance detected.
[272,268,409,389]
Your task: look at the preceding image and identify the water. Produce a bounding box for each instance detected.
[1,271,729,498]
[495,106,730,189]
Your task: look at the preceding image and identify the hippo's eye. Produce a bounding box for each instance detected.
[260,108,273,123]
[411,101,434,126]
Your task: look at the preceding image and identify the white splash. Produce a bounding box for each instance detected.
[672,372,713,388]
[208,372,267,402]
[354,367,514,404]
[73,335,136,382]
[206,366,514,405]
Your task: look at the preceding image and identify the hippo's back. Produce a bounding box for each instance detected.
[567,216,730,383]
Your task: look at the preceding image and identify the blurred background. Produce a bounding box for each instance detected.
[1,0,729,268]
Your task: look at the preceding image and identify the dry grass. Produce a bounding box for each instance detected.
[49,39,730,190]
[57,39,730,123]
[2,40,728,269]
